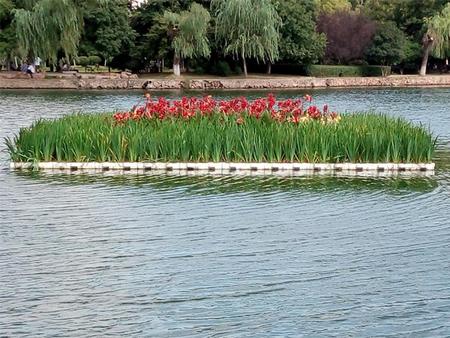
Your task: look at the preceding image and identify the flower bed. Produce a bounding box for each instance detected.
[6,94,436,164]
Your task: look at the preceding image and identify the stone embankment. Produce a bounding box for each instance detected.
[1,72,450,90]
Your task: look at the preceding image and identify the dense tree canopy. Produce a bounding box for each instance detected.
[365,21,408,66]
[212,0,281,76]
[163,2,210,75]
[274,0,326,65]
[420,3,450,75]
[0,0,449,75]
[428,3,450,60]
[315,0,351,14]
[13,0,83,64]
[81,0,135,70]
[318,10,377,64]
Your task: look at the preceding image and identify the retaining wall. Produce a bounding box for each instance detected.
[2,74,450,90]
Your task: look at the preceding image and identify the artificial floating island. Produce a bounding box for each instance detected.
[7,94,436,173]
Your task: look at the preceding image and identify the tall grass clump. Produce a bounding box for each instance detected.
[6,95,436,163]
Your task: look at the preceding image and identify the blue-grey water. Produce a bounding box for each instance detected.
[1,88,450,337]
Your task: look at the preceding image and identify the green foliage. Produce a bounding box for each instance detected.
[274,0,326,65]
[315,0,351,14]
[0,0,13,21]
[306,64,391,77]
[77,55,89,67]
[365,21,408,65]
[13,0,83,63]
[7,112,435,164]
[211,60,232,76]
[163,3,211,59]
[395,0,449,38]
[212,0,281,71]
[362,65,392,76]
[82,0,135,68]
[88,55,101,65]
[77,55,100,67]
[0,25,16,63]
[427,3,450,59]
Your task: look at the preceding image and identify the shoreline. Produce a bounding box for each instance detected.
[1,74,450,90]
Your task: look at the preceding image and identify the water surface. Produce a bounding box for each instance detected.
[1,88,450,337]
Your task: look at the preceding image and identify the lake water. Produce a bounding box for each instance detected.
[1,88,450,337]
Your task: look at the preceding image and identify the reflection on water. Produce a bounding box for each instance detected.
[14,170,440,196]
[1,88,450,337]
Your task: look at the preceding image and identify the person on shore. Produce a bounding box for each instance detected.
[20,61,28,73]
[34,57,42,72]
[26,63,36,78]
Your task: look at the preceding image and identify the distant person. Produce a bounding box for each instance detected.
[26,63,35,78]
[20,62,28,73]
[34,57,42,72]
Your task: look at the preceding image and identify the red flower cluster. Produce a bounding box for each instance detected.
[113,94,340,125]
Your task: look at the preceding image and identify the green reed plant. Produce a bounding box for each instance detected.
[6,112,436,163]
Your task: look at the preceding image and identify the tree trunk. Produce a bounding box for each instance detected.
[420,34,434,76]
[242,54,247,77]
[173,55,181,76]
[266,62,272,75]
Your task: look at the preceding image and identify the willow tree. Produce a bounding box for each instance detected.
[420,3,450,76]
[13,0,83,65]
[211,0,281,76]
[163,3,210,76]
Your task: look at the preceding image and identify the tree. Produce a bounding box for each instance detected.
[211,0,281,76]
[429,3,450,60]
[13,0,83,65]
[365,21,407,65]
[317,10,377,64]
[393,0,448,39]
[420,3,450,75]
[315,0,351,14]
[81,0,135,72]
[0,0,16,69]
[163,3,211,76]
[274,0,326,65]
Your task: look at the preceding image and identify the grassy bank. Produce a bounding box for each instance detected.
[6,103,435,164]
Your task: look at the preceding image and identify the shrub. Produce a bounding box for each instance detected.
[77,56,90,68]
[272,63,306,75]
[88,55,102,66]
[193,66,206,75]
[212,61,233,76]
[362,65,392,76]
[306,65,391,77]
[233,65,243,75]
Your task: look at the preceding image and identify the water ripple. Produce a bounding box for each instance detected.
[1,88,450,337]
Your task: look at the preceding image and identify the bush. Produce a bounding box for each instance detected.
[193,66,206,75]
[212,61,233,76]
[77,56,90,68]
[362,65,392,76]
[233,65,243,75]
[306,65,391,77]
[271,63,306,75]
[88,55,102,66]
